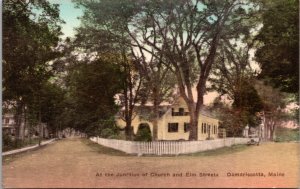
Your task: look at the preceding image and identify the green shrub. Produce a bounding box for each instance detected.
[108,134,122,139]
[275,127,300,142]
[3,134,41,152]
[134,124,152,142]
[3,134,14,152]
[100,128,116,138]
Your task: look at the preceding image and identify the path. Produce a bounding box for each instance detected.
[3,138,299,188]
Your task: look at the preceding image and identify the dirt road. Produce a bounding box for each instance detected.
[3,138,299,188]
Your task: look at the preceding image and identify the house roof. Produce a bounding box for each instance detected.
[118,96,218,120]
[198,106,217,119]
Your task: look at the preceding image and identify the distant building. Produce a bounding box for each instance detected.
[2,113,50,139]
[2,113,16,136]
[116,96,220,140]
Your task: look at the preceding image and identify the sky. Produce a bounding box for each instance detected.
[56,0,83,38]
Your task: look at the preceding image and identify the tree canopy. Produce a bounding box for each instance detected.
[3,0,298,142]
[3,0,63,102]
[74,0,261,140]
[3,0,64,139]
[62,57,124,137]
[255,0,299,96]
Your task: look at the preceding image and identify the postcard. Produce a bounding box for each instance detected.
[2,0,299,188]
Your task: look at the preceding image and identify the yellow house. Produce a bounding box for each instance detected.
[116,97,220,141]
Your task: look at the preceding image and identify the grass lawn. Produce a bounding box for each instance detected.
[2,138,43,152]
[183,144,251,157]
[81,138,133,156]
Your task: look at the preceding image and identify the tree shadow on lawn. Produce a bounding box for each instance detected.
[81,138,134,157]
[180,144,254,157]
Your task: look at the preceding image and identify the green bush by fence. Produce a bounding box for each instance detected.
[275,127,300,142]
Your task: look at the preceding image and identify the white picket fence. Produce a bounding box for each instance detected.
[90,137,259,155]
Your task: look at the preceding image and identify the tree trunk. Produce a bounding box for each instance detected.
[152,86,160,141]
[14,100,24,140]
[261,113,266,141]
[125,119,132,140]
[264,118,268,141]
[19,119,25,140]
[28,123,32,143]
[188,79,206,141]
[152,107,159,141]
[188,102,199,141]
[22,106,27,140]
[269,122,276,141]
[124,105,133,140]
[55,127,58,138]
[269,128,274,141]
[189,113,198,140]
[38,101,42,146]
[264,117,275,141]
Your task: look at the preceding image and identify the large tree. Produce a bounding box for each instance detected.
[63,58,123,137]
[254,81,290,141]
[73,0,144,140]
[3,0,63,140]
[131,50,176,140]
[74,0,260,140]
[255,0,299,96]
[25,81,65,141]
[130,0,260,140]
[209,36,263,133]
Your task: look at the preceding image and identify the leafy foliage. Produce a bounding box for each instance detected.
[209,98,247,137]
[3,0,64,139]
[74,0,152,140]
[63,58,123,137]
[74,0,261,140]
[3,134,40,152]
[134,124,152,142]
[209,36,263,131]
[3,0,63,102]
[274,127,300,142]
[255,0,299,95]
[24,81,66,136]
[255,80,291,140]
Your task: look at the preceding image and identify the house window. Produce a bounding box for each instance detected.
[179,108,184,116]
[184,123,190,132]
[168,123,178,132]
[159,110,164,117]
[4,118,9,124]
[201,123,204,133]
[204,123,207,133]
[172,108,188,116]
